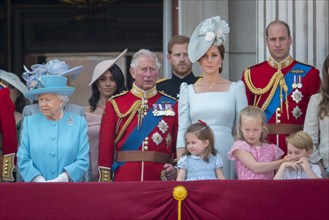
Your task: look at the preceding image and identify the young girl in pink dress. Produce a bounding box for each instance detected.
[228,106,294,179]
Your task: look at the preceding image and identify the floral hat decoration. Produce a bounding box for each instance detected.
[24,75,75,100]
[22,59,80,100]
[22,59,83,83]
[188,16,230,63]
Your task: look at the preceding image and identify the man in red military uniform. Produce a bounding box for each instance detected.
[242,20,321,154]
[98,49,178,182]
[0,81,17,182]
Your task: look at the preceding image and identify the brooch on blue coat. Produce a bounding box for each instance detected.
[67,116,74,126]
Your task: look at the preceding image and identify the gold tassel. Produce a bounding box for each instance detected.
[173,186,188,220]
[285,89,289,120]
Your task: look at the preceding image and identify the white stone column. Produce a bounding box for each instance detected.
[162,0,172,78]
[257,0,329,72]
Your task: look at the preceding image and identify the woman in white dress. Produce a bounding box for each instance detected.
[304,54,329,178]
[85,49,127,181]
[177,16,247,179]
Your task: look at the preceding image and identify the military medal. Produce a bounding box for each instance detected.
[291,89,303,104]
[292,106,302,120]
[164,103,175,116]
[153,102,175,116]
[152,132,163,146]
[152,104,159,116]
[158,120,169,134]
[292,75,297,89]
[153,103,165,116]
[297,75,302,89]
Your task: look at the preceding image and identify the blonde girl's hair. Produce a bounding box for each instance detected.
[236,106,268,143]
[286,131,313,151]
[183,120,217,162]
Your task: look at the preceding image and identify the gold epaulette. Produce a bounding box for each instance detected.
[245,60,268,70]
[295,61,315,68]
[2,153,15,181]
[158,91,178,101]
[156,78,169,84]
[195,76,202,83]
[98,166,112,182]
[109,90,129,101]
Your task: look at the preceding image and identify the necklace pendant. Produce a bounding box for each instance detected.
[209,86,213,90]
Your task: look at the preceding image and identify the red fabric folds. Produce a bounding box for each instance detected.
[0,180,328,220]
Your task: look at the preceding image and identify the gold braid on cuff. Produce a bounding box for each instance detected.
[2,153,15,181]
[98,166,112,182]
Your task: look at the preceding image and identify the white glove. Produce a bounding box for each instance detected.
[47,173,70,182]
[32,175,46,182]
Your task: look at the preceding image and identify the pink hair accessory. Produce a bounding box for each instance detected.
[198,119,207,125]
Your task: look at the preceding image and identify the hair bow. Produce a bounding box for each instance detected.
[198,119,207,125]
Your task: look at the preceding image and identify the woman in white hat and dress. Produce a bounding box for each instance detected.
[17,74,90,182]
[176,16,248,179]
[0,70,29,130]
[85,49,127,181]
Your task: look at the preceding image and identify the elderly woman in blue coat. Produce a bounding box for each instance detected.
[17,74,89,182]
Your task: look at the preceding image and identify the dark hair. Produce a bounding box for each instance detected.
[183,121,217,162]
[218,45,225,73]
[266,20,291,38]
[167,35,190,54]
[88,64,126,112]
[319,54,329,119]
[15,94,29,113]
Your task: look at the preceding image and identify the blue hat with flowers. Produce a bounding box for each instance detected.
[24,75,75,100]
[188,16,230,63]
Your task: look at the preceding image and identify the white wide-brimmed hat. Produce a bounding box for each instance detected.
[188,16,230,63]
[89,49,127,86]
[22,59,83,82]
[0,69,28,94]
[24,75,75,100]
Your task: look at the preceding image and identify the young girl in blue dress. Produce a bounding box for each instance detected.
[176,120,225,181]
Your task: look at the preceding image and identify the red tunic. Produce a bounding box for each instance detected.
[242,56,320,154]
[0,86,18,156]
[98,86,178,181]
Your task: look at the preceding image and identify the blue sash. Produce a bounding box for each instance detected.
[264,63,311,121]
[112,96,176,171]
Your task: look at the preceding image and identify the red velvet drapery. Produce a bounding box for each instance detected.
[1,180,328,220]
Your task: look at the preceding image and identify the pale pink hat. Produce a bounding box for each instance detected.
[88,49,127,86]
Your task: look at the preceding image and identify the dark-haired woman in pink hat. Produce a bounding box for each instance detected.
[84,49,127,181]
